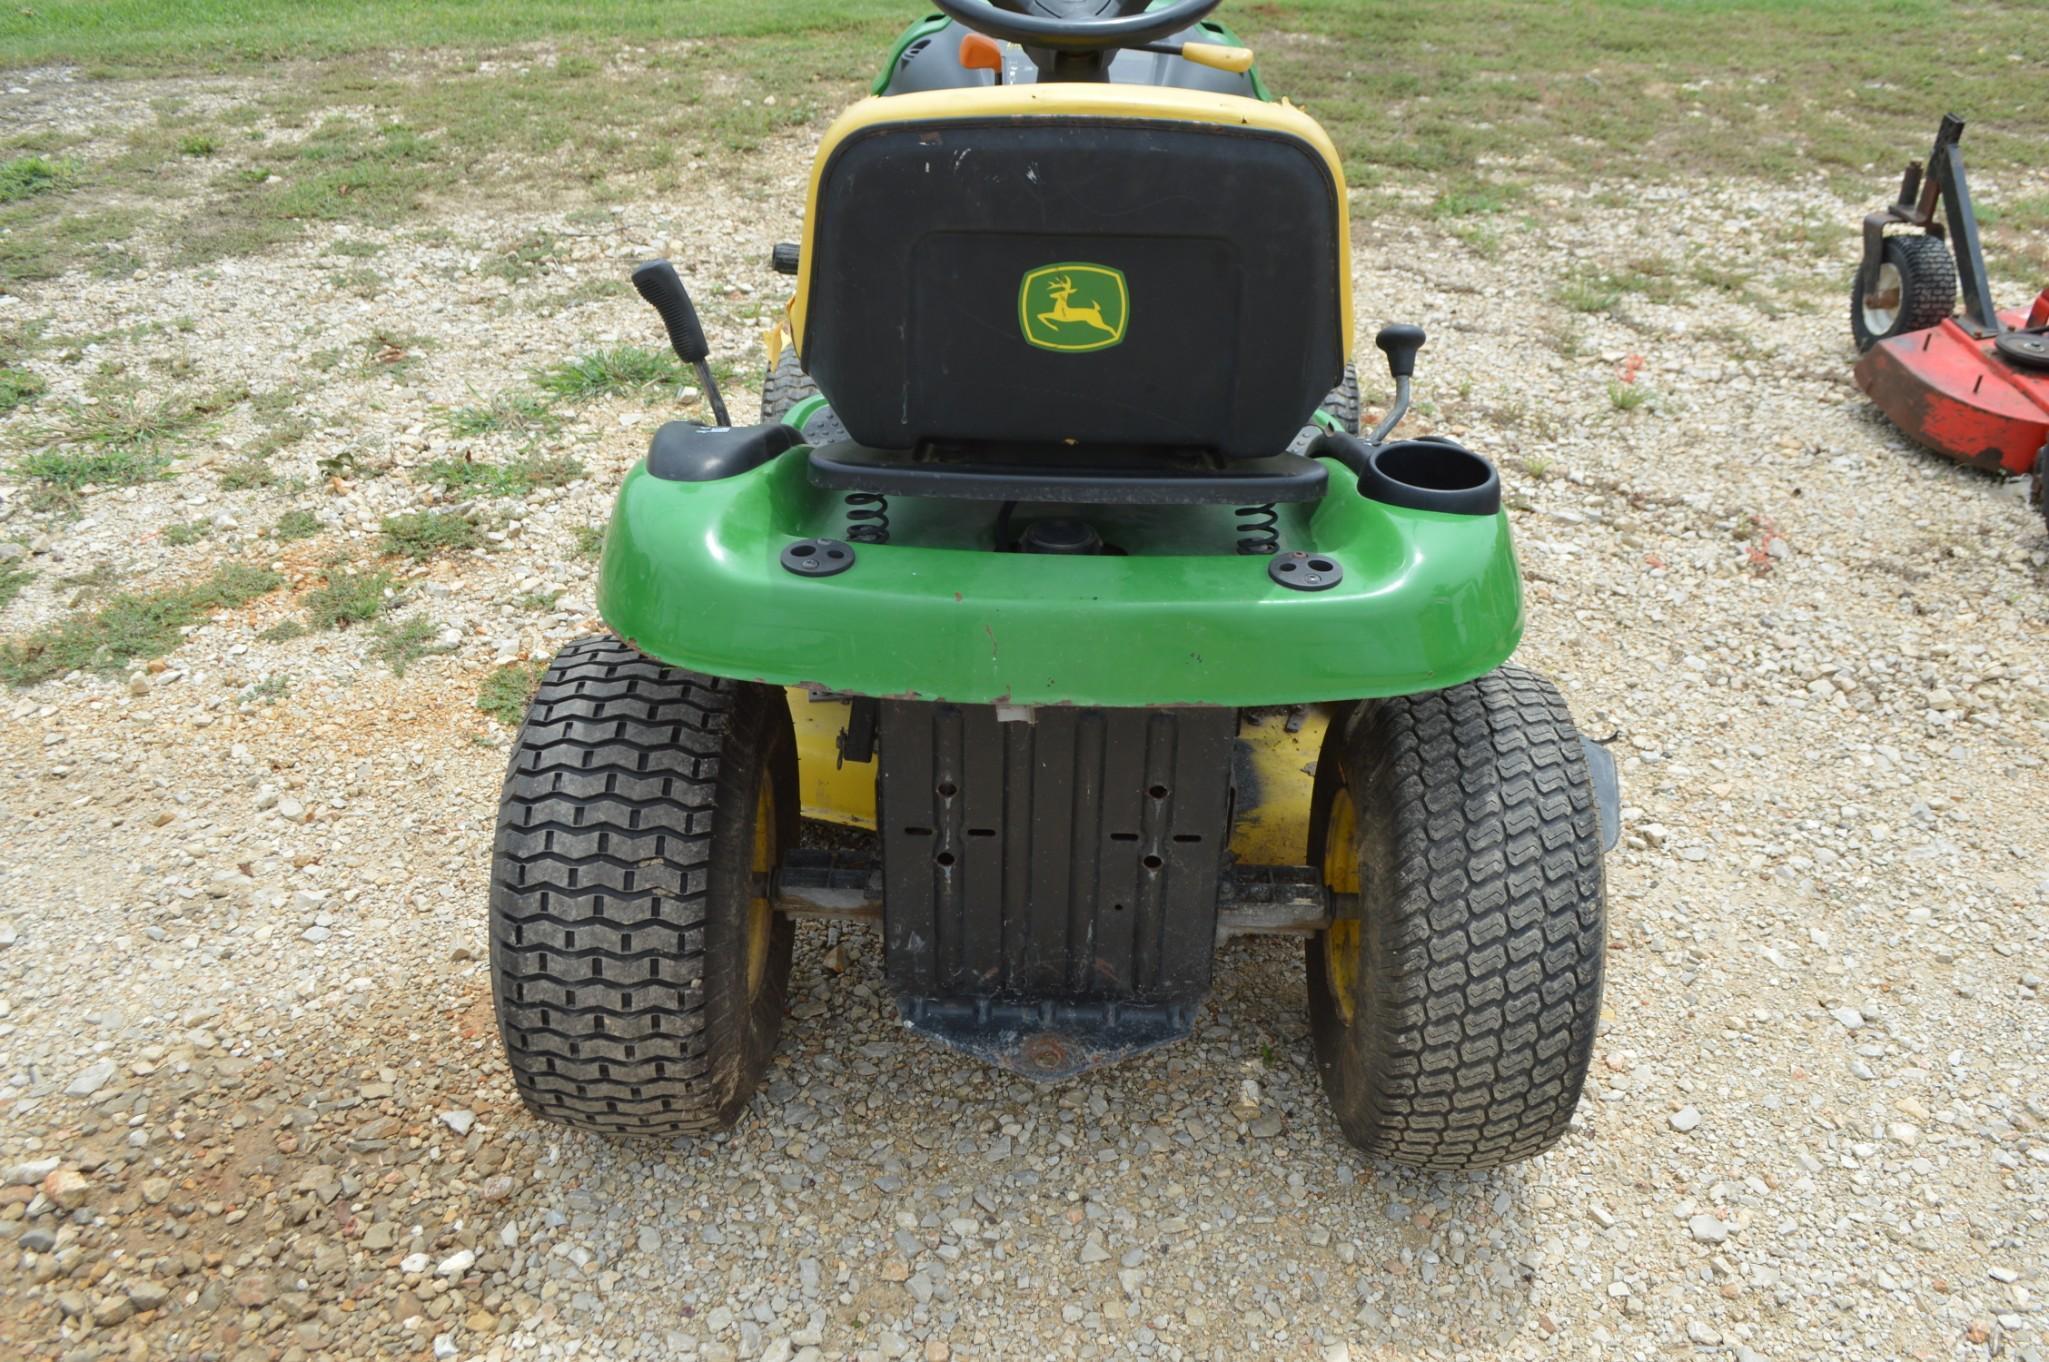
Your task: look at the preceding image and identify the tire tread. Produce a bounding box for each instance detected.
[1312,666,1605,1170]
[490,636,787,1137]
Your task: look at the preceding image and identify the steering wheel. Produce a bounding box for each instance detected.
[929,0,1225,52]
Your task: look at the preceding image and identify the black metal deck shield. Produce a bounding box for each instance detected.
[878,702,1236,1079]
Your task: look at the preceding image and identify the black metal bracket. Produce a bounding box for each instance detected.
[836,697,879,765]
[769,850,1333,940]
[809,441,1329,507]
[767,848,1333,1080]
[1859,113,2001,338]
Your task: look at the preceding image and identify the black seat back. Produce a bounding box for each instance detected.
[798,110,1347,460]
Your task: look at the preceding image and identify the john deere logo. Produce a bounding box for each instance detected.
[1019,263,1128,353]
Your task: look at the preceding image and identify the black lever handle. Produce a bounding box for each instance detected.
[631,259,710,365]
[631,259,729,427]
[1375,323,1426,381]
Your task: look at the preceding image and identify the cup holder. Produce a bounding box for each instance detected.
[1359,438,1500,516]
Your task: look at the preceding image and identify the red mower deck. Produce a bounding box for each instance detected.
[1855,298,2049,475]
[1850,115,2049,487]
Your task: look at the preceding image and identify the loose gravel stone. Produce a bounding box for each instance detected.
[1688,1214,1730,1245]
[0,67,2045,1362]
[63,1058,116,1096]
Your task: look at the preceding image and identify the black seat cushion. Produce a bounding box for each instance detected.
[646,421,802,483]
[802,118,1345,460]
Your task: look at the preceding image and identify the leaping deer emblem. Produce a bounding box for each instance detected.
[1038,275,1119,337]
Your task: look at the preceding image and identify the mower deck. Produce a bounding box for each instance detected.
[1854,308,2049,474]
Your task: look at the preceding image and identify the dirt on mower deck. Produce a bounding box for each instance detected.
[1,64,2048,1362]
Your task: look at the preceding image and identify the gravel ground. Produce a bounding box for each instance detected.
[3,65,2049,1362]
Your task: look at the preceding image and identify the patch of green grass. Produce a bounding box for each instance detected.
[217,458,276,491]
[48,385,238,453]
[572,524,607,561]
[484,231,560,283]
[16,386,239,494]
[477,658,549,726]
[1697,321,1779,365]
[0,205,146,285]
[256,618,308,643]
[531,277,623,314]
[335,265,383,298]
[379,510,479,561]
[515,589,561,613]
[370,614,443,676]
[242,673,290,702]
[441,392,560,440]
[328,238,383,258]
[1448,221,1504,260]
[272,508,322,542]
[177,132,218,157]
[1243,0,2046,190]
[217,416,312,489]
[4,0,2031,292]
[0,561,283,686]
[162,519,214,547]
[0,365,45,414]
[1429,179,1523,219]
[0,563,31,613]
[175,119,440,266]
[248,386,302,420]
[0,155,73,204]
[15,445,171,492]
[0,2,906,68]
[1983,195,2049,239]
[419,452,583,498]
[316,448,383,480]
[304,567,396,630]
[1608,381,1654,413]
[535,346,682,403]
[1556,273,1624,315]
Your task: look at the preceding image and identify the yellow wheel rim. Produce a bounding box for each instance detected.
[1322,786,1361,1026]
[744,780,777,1000]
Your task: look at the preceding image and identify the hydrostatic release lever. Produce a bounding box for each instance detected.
[1365,323,1426,445]
[631,259,730,428]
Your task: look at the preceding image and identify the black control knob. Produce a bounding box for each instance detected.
[770,242,801,276]
[1375,323,1427,380]
[630,260,710,365]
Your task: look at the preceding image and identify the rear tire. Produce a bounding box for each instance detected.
[1323,363,1361,436]
[1289,363,1360,453]
[761,345,818,422]
[1306,666,1606,1170]
[1850,234,1956,352]
[490,636,798,1137]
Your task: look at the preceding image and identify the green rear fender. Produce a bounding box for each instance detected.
[596,449,1523,708]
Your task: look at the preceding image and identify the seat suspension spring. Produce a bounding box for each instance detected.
[1234,502,1280,555]
[845,492,892,545]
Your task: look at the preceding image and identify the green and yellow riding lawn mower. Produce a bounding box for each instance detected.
[489,0,1619,1171]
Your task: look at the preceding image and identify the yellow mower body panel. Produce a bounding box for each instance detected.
[787,690,1331,863]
